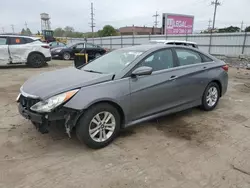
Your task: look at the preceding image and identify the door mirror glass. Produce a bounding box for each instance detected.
[132,66,153,76]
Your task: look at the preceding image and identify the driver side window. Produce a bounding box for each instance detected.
[139,49,174,72]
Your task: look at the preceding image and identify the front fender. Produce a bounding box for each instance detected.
[64,78,131,119]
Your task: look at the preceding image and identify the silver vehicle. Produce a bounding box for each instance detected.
[150,40,198,48]
[17,45,228,149]
[0,35,51,67]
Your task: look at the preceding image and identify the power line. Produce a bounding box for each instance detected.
[10,24,15,33]
[211,0,221,30]
[152,11,160,28]
[89,2,95,38]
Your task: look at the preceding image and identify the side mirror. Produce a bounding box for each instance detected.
[131,66,153,77]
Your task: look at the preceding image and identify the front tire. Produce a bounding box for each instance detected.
[27,53,46,68]
[201,82,220,111]
[76,103,121,149]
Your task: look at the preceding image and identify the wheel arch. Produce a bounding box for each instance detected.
[209,80,222,97]
[27,51,45,62]
[74,100,125,129]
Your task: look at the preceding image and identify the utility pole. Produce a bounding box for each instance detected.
[240,21,244,32]
[1,27,4,33]
[153,11,160,28]
[25,22,28,30]
[11,24,15,33]
[211,0,221,30]
[89,2,95,39]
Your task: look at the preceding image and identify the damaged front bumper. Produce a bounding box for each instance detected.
[18,103,81,137]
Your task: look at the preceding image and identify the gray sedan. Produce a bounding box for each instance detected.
[17,45,228,149]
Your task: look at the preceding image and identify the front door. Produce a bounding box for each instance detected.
[129,48,183,121]
[73,43,84,57]
[0,36,10,65]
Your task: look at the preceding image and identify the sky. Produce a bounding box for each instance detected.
[0,0,249,34]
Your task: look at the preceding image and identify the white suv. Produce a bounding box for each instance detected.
[150,40,198,49]
[0,35,51,68]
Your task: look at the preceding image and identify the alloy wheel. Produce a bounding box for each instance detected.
[206,86,218,107]
[89,111,116,142]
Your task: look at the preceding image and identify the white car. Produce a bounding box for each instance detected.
[0,35,51,68]
[150,40,198,49]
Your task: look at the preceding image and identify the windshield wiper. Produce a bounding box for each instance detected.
[84,69,103,74]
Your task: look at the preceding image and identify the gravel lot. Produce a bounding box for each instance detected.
[0,60,250,188]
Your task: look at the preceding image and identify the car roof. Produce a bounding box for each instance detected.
[150,40,197,45]
[0,34,40,40]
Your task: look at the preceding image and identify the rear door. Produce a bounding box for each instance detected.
[129,48,185,121]
[171,47,212,104]
[9,37,31,63]
[0,36,10,65]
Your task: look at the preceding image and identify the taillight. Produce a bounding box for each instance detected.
[222,64,229,72]
[41,45,50,49]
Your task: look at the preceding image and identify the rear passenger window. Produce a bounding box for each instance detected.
[140,49,174,72]
[175,48,202,66]
[23,38,34,43]
[9,37,26,45]
[0,37,7,45]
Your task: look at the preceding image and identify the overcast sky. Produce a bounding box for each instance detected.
[0,0,249,33]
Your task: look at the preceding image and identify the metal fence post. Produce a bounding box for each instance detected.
[208,32,213,54]
[185,30,188,41]
[110,36,112,49]
[100,37,102,46]
[242,32,247,55]
[121,34,123,48]
[132,33,135,46]
[93,37,94,44]
[149,33,151,41]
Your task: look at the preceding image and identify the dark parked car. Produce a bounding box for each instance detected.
[17,45,228,149]
[49,41,66,49]
[51,42,106,60]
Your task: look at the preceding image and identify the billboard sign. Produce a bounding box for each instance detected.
[164,13,194,35]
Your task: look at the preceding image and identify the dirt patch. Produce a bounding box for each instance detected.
[0,84,21,93]
[119,129,136,137]
[233,83,250,93]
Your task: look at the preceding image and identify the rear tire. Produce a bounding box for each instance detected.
[76,103,121,149]
[95,53,101,58]
[201,82,220,111]
[27,53,46,68]
[63,52,71,60]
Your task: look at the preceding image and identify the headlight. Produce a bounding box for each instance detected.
[55,49,61,53]
[30,89,79,113]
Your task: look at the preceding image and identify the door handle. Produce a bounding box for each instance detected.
[169,75,178,80]
[203,66,207,69]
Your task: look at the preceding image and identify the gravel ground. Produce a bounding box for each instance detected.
[0,60,250,188]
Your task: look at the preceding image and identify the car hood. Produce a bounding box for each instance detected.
[21,67,114,100]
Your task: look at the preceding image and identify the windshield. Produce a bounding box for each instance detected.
[82,49,144,74]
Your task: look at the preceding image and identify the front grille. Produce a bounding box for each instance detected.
[20,95,40,109]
